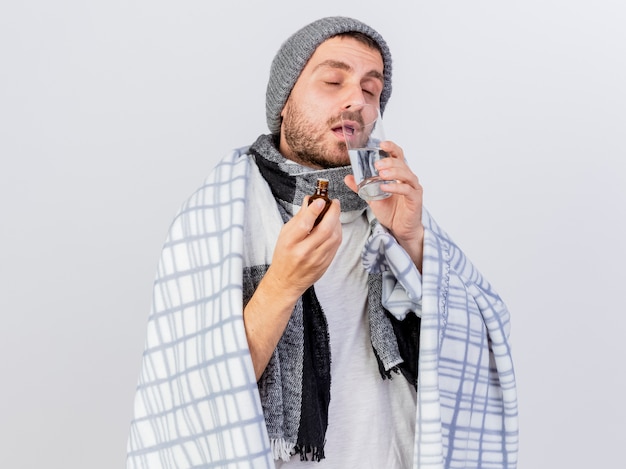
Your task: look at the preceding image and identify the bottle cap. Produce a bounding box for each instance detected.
[316,178,329,190]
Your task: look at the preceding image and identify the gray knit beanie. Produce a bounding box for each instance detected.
[266,16,393,134]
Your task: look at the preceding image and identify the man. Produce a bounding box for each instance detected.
[126,17,518,469]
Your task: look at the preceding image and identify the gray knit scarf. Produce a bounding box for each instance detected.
[242,134,420,463]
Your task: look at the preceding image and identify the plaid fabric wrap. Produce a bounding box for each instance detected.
[126,148,518,468]
[415,211,518,468]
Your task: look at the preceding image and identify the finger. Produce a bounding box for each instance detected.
[380,140,405,160]
[376,143,412,175]
[284,196,324,240]
[343,174,358,193]
[297,195,327,230]
[380,179,423,199]
[313,199,341,230]
[316,200,343,249]
[299,197,341,233]
[378,165,420,188]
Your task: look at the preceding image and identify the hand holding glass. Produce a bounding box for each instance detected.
[341,104,391,201]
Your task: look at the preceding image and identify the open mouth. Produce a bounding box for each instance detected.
[334,120,358,140]
[332,124,349,140]
[342,124,355,136]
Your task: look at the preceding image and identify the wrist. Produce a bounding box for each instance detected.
[398,227,424,272]
[261,265,307,305]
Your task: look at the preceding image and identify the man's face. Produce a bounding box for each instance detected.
[279,36,385,169]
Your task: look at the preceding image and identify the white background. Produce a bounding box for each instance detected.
[1,1,624,468]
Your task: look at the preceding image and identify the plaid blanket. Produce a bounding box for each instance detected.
[126,147,518,468]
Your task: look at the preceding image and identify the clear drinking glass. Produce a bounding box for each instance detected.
[341,103,391,201]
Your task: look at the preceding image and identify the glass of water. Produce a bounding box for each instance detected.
[341,103,391,201]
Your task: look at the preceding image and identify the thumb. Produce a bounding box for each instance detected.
[343,174,358,194]
[303,195,331,228]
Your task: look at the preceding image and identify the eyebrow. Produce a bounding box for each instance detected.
[312,59,384,82]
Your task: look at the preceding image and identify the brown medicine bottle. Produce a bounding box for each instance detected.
[308,178,331,227]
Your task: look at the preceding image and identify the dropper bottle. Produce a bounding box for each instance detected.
[308,178,331,227]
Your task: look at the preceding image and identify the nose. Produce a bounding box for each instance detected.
[341,85,367,110]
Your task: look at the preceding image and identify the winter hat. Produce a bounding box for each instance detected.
[266,16,393,134]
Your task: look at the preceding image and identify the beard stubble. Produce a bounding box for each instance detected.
[281,101,350,169]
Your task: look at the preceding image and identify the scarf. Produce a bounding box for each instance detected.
[243,134,420,462]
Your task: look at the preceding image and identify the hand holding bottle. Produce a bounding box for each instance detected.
[243,194,341,379]
[268,193,341,297]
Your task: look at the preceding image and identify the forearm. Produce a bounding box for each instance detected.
[243,269,302,380]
